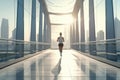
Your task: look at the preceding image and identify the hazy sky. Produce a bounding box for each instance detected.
[0,0,17,38]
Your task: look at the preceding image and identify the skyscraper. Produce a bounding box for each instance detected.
[12,28,16,39]
[97,30,104,41]
[1,18,9,39]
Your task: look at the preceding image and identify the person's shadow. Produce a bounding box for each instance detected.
[52,57,62,80]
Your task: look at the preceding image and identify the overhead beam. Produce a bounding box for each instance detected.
[72,0,83,18]
[48,12,72,15]
[50,23,67,25]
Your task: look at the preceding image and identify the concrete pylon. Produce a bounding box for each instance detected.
[30,0,36,53]
[38,3,43,50]
[16,0,24,57]
[89,0,96,55]
[105,0,117,61]
[80,0,85,52]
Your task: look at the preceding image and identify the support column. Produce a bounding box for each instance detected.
[49,23,51,48]
[71,24,74,48]
[46,24,49,48]
[16,0,24,57]
[76,16,79,50]
[30,0,36,53]
[80,0,85,52]
[46,20,51,48]
[38,3,43,50]
[70,24,73,48]
[43,13,47,49]
[73,22,76,49]
[105,0,117,61]
[46,21,51,48]
[44,13,47,42]
[89,0,96,55]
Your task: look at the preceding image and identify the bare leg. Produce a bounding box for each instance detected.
[60,46,62,52]
[61,46,63,52]
[59,46,62,56]
[58,46,61,52]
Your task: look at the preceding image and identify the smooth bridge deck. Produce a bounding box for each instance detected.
[0,49,120,80]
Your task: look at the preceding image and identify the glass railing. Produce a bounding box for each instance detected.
[71,39,120,62]
[0,38,50,62]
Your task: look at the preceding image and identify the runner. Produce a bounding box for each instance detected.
[57,32,64,56]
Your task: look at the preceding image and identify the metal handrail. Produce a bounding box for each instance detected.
[0,38,51,62]
[71,38,120,45]
[0,38,51,45]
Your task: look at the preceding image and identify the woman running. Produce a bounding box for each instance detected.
[57,32,64,56]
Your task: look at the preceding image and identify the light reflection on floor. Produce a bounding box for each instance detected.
[0,49,120,80]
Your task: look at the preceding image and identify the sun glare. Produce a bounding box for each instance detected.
[63,15,74,24]
[50,14,74,24]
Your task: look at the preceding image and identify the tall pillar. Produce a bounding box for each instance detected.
[71,24,74,48]
[73,22,76,49]
[70,24,73,48]
[46,21,51,48]
[30,0,36,53]
[105,0,117,61]
[46,20,51,48]
[76,16,79,50]
[49,23,51,44]
[89,0,96,55]
[38,3,43,50]
[16,0,24,57]
[46,23,49,48]
[43,12,47,49]
[44,12,48,49]
[49,23,51,45]
[80,0,85,52]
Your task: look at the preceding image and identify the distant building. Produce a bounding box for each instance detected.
[1,18,9,39]
[86,30,89,42]
[12,28,16,39]
[97,30,104,41]
[115,18,120,39]
[37,34,39,42]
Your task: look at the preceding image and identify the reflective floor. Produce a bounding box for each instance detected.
[0,49,120,80]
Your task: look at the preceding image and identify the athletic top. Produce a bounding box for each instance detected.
[57,36,64,43]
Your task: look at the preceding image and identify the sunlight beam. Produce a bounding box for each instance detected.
[49,14,74,24]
